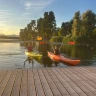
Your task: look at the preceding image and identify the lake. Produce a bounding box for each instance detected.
[0,41,96,69]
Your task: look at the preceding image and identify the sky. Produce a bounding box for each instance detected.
[0,0,96,35]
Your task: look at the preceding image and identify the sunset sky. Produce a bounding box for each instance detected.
[0,0,96,35]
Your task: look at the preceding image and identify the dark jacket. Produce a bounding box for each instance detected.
[54,49,60,55]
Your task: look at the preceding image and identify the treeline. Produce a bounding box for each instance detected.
[20,10,96,44]
[62,10,96,44]
[20,11,56,41]
[0,35,19,39]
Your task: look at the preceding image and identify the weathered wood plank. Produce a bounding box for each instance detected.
[53,68,84,96]
[0,70,12,96]
[33,69,45,96]
[46,68,71,96]
[2,70,17,96]
[0,70,7,86]
[27,69,36,96]
[0,67,96,96]
[61,67,96,96]
[39,69,53,96]
[20,69,27,96]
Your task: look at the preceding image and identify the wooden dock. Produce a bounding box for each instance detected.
[0,66,96,96]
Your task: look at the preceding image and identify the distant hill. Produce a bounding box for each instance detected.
[0,34,5,36]
[0,35,20,39]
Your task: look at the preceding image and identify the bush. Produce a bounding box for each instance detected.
[50,36,63,42]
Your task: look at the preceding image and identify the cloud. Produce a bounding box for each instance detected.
[0,0,55,35]
[24,0,55,10]
[25,1,32,10]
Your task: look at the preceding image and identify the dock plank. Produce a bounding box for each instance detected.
[62,67,96,96]
[11,70,22,96]
[33,69,45,96]
[38,69,53,96]
[47,68,71,96]
[20,69,27,96]
[0,67,96,96]
[0,70,12,96]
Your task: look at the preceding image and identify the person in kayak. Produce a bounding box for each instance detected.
[28,43,33,52]
[54,46,60,55]
[53,44,63,55]
[24,43,33,65]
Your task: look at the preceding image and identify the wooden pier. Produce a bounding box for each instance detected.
[0,66,96,96]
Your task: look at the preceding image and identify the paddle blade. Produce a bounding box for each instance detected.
[37,36,42,41]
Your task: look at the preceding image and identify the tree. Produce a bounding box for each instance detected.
[43,12,49,38]
[61,22,72,36]
[23,27,28,40]
[53,27,60,36]
[81,10,96,37]
[30,20,36,31]
[19,29,24,40]
[27,24,31,33]
[37,18,43,35]
[28,32,32,40]
[69,19,73,34]
[61,22,66,36]
[39,11,56,40]
[48,11,56,37]
[72,11,81,37]
[58,28,63,36]
[92,28,96,42]
[29,20,36,38]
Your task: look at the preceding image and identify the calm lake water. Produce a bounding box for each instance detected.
[0,41,96,69]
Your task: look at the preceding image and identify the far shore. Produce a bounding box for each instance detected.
[0,39,62,44]
[0,39,20,43]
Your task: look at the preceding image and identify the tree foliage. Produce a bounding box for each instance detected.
[81,10,96,37]
[37,11,56,40]
[61,21,72,36]
[19,10,96,44]
[37,18,43,35]
[72,11,81,37]
[58,28,63,36]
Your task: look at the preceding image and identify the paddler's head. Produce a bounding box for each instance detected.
[55,46,58,49]
[28,43,32,47]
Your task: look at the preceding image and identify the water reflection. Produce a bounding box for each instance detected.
[61,44,96,66]
[25,55,60,67]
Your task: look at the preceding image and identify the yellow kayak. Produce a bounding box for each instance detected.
[25,51,42,59]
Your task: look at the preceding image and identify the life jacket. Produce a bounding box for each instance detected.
[28,47,32,52]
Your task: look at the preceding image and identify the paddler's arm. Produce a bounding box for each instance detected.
[59,42,63,50]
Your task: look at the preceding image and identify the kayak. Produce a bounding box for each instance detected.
[25,51,42,59]
[47,52,80,66]
[25,51,52,65]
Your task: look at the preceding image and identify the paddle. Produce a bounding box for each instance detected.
[36,36,47,45]
[51,42,63,53]
[37,36,42,41]
[59,42,63,50]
